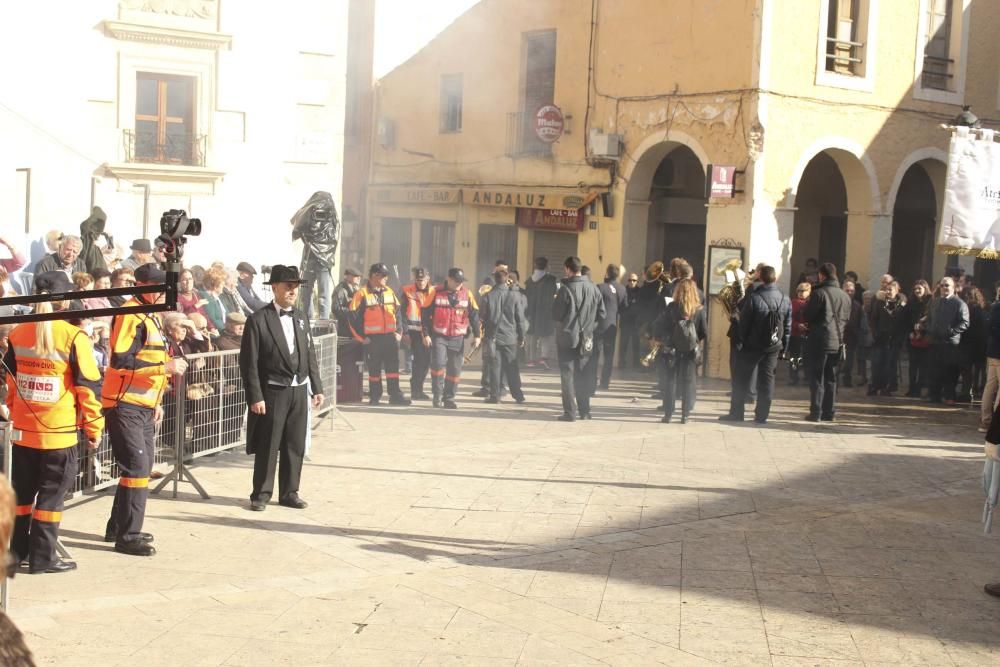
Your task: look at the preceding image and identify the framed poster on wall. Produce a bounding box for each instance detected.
[706,244,745,296]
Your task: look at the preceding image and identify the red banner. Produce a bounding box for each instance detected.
[516,207,584,232]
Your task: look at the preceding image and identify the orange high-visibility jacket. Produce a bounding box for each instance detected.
[348,284,403,341]
[4,320,104,449]
[101,298,169,410]
[401,283,435,332]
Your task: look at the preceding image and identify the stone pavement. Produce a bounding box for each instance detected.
[8,370,1000,665]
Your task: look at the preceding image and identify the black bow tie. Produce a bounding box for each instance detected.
[280,310,294,318]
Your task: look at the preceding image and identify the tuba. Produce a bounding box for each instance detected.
[714,256,747,319]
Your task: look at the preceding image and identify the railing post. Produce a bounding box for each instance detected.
[172,372,187,499]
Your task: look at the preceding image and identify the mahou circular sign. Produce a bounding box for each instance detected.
[534,105,564,144]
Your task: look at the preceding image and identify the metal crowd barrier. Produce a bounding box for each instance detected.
[61,331,338,501]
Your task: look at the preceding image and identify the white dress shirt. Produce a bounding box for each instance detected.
[271,302,308,386]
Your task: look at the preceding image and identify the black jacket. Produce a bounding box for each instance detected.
[738,283,792,352]
[524,272,558,337]
[870,296,907,347]
[239,305,323,406]
[927,295,969,346]
[332,280,358,335]
[653,301,707,355]
[988,301,1000,359]
[552,275,605,350]
[596,279,627,333]
[237,280,269,313]
[621,284,641,324]
[804,279,852,354]
[480,283,526,347]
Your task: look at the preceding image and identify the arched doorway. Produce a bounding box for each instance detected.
[623,140,708,287]
[890,164,937,291]
[790,152,848,290]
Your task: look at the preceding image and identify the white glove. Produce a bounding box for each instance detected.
[986,442,1000,462]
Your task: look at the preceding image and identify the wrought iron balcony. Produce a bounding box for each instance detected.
[922,55,954,91]
[124,129,206,167]
[505,112,552,158]
[825,36,865,75]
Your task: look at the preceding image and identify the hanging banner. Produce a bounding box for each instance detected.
[937,127,1000,258]
[515,207,584,232]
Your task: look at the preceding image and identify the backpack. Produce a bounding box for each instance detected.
[670,317,700,354]
[758,296,784,349]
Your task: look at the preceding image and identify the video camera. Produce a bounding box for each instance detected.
[156,209,201,265]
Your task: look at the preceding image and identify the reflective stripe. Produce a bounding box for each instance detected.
[368,375,382,382]
[385,373,400,379]
[430,369,445,377]
[15,504,33,516]
[33,509,61,522]
[120,477,149,488]
[446,375,461,384]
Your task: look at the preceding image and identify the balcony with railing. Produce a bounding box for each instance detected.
[124,129,206,167]
[505,111,552,158]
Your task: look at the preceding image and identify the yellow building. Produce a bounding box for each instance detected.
[366,0,1000,377]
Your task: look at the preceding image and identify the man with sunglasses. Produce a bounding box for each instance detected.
[619,273,642,369]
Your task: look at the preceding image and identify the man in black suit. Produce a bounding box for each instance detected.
[239,265,324,511]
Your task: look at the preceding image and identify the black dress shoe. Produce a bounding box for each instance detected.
[581,413,593,420]
[471,388,490,398]
[680,416,689,425]
[104,531,153,544]
[443,400,458,409]
[754,417,768,425]
[388,394,412,406]
[820,415,835,422]
[411,392,431,401]
[805,414,820,422]
[29,559,78,574]
[513,395,526,404]
[661,415,672,424]
[557,413,576,422]
[279,495,308,509]
[718,414,743,422]
[115,541,156,557]
[250,500,266,511]
[369,397,381,406]
[484,397,500,404]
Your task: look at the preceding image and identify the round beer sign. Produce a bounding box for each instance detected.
[534,105,564,144]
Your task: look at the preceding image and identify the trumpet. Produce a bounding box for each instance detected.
[640,341,663,368]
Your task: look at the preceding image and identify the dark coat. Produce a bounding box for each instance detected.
[34,252,86,276]
[239,305,323,454]
[524,272,558,337]
[653,301,707,359]
[480,283,526,347]
[79,206,109,274]
[927,295,969,346]
[738,283,792,352]
[804,278,852,354]
[988,301,1000,359]
[596,279,627,333]
[552,275,605,350]
[291,191,340,271]
[237,280,269,313]
[332,280,358,334]
[870,296,907,347]
[620,284,641,324]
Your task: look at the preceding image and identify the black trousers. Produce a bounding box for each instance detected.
[731,348,779,420]
[661,353,697,419]
[105,404,156,543]
[487,340,524,400]
[558,346,593,417]
[408,331,430,395]
[11,445,77,567]
[432,335,465,401]
[907,343,929,395]
[251,383,308,503]
[366,333,402,401]
[928,343,960,401]
[618,319,640,369]
[729,338,758,401]
[808,351,840,419]
[595,325,618,388]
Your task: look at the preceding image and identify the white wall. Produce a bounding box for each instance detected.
[0,0,348,271]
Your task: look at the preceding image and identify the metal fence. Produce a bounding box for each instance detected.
[61,331,338,500]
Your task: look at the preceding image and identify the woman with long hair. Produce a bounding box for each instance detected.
[652,278,707,424]
[904,280,932,397]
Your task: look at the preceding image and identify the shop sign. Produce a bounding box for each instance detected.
[707,164,736,199]
[516,207,584,232]
[373,188,460,205]
[467,188,592,211]
[534,105,564,143]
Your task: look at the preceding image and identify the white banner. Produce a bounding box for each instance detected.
[938,127,1000,258]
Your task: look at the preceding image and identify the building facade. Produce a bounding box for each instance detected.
[365,0,1000,378]
[1,0,357,269]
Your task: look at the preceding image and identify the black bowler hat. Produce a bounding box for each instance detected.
[130,238,153,253]
[264,265,304,285]
[448,268,466,284]
[34,271,75,295]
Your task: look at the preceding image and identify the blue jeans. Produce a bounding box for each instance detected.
[300,267,333,319]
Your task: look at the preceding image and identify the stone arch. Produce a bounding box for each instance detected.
[785,137,881,213]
